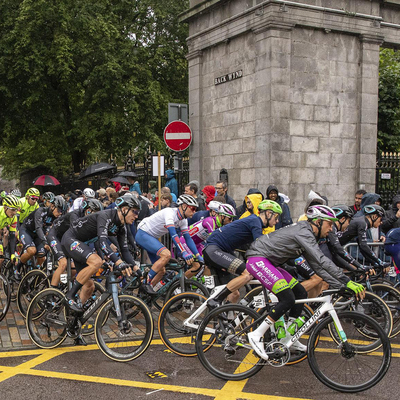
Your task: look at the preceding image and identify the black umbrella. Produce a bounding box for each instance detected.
[78,163,116,180]
[110,176,130,185]
[116,171,138,178]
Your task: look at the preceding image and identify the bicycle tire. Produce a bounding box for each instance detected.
[165,278,209,304]
[26,288,68,349]
[0,272,11,322]
[334,291,393,339]
[308,310,391,393]
[195,303,265,381]
[17,269,49,318]
[158,291,210,356]
[370,283,400,338]
[95,294,153,362]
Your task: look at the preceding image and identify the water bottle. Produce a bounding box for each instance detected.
[153,280,166,292]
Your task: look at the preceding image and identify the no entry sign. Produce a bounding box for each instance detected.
[164,120,192,152]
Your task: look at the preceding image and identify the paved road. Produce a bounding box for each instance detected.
[0,337,398,400]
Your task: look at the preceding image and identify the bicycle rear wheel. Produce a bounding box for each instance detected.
[95,294,153,362]
[17,269,49,318]
[26,288,68,349]
[195,303,265,381]
[158,291,209,356]
[308,311,391,393]
[0,272,11,322]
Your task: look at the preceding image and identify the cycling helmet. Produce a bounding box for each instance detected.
[43,192,55,203]
[53,195,68,214]
[218,204,236,218]
[363,204,385,218]
[26,187,40,197]
[115,194,141,210]
[208,201,222,212]
[306,205,338,221]
[331,204,354,219]
[258,200,282,214]
[81,198,104,212]
[83,188,95,199]
[3,194,20,209]
[10,189,21,198]
[176,195,199,208]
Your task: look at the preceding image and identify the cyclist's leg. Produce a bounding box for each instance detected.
[49,237,67,287]
[33,237,46,267]
[19,228,37,265]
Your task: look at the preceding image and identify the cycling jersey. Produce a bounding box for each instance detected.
[22,207,58,244]
[338,216,381,265]
[180,216,217,255]
[246,221,350,287]
[19,197,39,224]
[69,197,83,212]
[0,206,17,232]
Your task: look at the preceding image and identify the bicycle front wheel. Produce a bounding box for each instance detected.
[95,294,154,362]
[158,291,209,357]
[195,303,265,381]
[308,310,391,393]
[0,272,11,322]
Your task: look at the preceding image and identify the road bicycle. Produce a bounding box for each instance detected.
[26,269,153,362]
[195,287,391,393]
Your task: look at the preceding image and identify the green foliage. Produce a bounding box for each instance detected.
[378,48,400,153]
[0,0,189,178]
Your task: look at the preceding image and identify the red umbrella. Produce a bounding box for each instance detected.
[33,175,60,186]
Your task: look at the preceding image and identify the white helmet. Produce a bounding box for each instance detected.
[176,195,199,208]
[218,204,236,217]
[208,201,222,212]
[83,188,95,199]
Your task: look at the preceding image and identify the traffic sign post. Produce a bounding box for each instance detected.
[164,121,192,195]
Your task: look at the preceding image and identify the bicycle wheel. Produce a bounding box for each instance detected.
[195,303,265,381]
[95,294,153,362]
[81,281,105,336]
[158,292,209,356]
[370,283,400,338]
[334,291,393,339]
[0,272,11,322]
[26,288,68,349]
[2,260,17,301]
[165,278,209,304]
[17,269,49,318]
[308,311,391,393]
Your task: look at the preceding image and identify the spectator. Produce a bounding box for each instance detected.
[127,177,142,195]
[161,186,177,203]
[298,190,326,221]
[97,188,109,204]
[266,185,293,229]
[201,185,216,209]
[350,189,367,213]
[215,180,236,209]
[184,183,206,211]
[236,189,263,218]
[165,169,178,198]
[382,193,400,234]
[106,190,119,209]
[354,192,382,217]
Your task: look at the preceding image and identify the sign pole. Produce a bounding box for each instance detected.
[177,152,183,196]
[158,151,162,210]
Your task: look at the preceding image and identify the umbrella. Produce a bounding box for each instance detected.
[33,175,60,186]
[78,162,116,180]
[110,176,130,185]
[117,171,137,178]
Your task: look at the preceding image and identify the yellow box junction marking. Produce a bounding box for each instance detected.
[0,339,312,400]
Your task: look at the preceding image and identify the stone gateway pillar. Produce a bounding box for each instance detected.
[181,0,400,217]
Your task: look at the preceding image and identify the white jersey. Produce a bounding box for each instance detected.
[138,207,188,238]
[69,197,83,212]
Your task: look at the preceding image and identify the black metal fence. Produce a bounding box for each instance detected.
[376,152,400,209]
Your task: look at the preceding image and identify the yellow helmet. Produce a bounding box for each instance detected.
[3,194,20,209]
[25,187,40,197]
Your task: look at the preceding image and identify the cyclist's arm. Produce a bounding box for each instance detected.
[97,213,121,263]
[356,223,382,265]
[182,229,200,257]
[34,209,47,244]
[117,226,135,265]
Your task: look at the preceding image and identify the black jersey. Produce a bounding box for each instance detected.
[22,207,58,243]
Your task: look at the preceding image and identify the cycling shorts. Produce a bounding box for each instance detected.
[19,227,45,255]
[61,231,95,273]
[48,237,65,262]
[135,229,168,264]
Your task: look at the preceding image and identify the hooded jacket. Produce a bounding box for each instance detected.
[298,190,326,221]
[236,188,263,218]
[165,170,178,198]
[353,193,382,218]
[266,185,293,229]
[202,185,216,209]
[239,193,274,234]
[382,194,400,234]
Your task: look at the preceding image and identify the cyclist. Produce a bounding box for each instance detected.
[69,188,95,212]
[244,205,365,359]
[10,189,21,199]
[135,194,202,291]
[204,200,282,304]
[338,204,390,271]
[15,195,67,280]
[61,194,140,312]
[0,194,20,268]
[48,198,103,288]
[187,200,222,225]
[19,188,40,225]
[42,192,55,207]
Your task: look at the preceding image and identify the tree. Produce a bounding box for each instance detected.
[378,48,400,153]
[0,0,189,178]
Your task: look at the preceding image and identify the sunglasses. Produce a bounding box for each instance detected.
[131,209,140,216]
[187,205,197,212]
[30,196,39,201]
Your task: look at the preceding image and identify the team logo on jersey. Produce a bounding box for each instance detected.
[70,241,80,251]
[50,240,57,247]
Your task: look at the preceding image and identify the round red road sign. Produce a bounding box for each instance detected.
[164,120,192,152]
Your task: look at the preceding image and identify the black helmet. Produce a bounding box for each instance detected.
[363,204,385,217]
[82,198,104,212]
[53,195,67,214]
[43,192,55,203]
[115,194,141,210]
[331,205,354,219]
